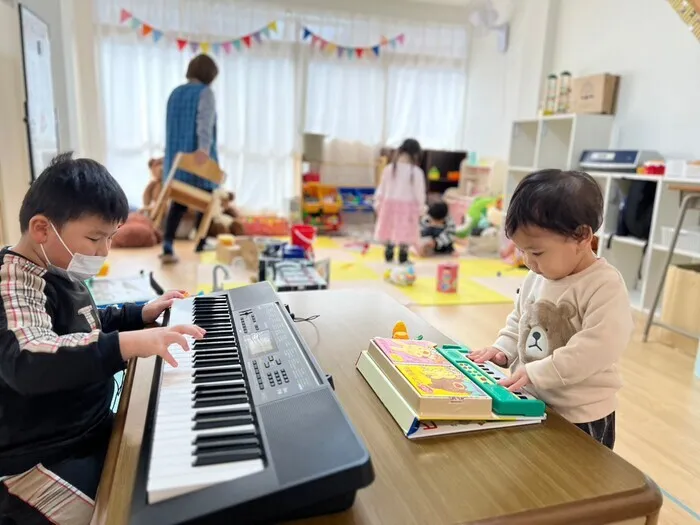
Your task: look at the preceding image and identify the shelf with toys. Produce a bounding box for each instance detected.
[301,174,344,233]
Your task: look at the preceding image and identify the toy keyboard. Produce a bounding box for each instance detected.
[437,345,546,418]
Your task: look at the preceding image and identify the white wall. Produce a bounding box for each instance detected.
[464,0,558,162]
[465,0,700,165]
[0,0,32,244]
[551,0,700,159]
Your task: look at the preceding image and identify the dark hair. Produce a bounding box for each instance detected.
[428,201,449,221]
[505,169,603,240]
[393,138,422,181]
[186,54,219,85]
[19,152,129,233]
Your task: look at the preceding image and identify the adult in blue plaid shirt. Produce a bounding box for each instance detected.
[161,54,220,264]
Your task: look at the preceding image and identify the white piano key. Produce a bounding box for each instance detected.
[147,295,266,505]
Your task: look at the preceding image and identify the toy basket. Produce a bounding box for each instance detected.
[241,216,290,236]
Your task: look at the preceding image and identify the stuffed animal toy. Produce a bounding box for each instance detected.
[518,299,577,364]
[208,188,244,237]
[112,212,163,248]
[143,158,164,213]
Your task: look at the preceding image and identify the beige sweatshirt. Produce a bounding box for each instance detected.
[492,258,634,424]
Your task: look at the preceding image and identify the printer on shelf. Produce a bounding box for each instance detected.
[579,150,662,173]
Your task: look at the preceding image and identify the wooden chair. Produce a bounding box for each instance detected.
[150,152,226,245]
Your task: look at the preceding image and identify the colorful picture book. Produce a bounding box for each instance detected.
[356,351,544,440]
[367,337,493,420]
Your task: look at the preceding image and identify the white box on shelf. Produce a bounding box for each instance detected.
[664,160,700,180]
[660,226,700,255]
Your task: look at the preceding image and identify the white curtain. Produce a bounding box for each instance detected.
[93,0,469,214]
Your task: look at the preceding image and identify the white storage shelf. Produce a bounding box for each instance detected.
[505,113,700,313]
[505,114,614,210]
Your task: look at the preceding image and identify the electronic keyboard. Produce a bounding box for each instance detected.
[128,282,374,524]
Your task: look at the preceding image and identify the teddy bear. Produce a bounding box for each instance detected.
[142,158,164,213]
[518,299,577,364]
[207,188,245,237]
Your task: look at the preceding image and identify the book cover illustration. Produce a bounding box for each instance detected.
[373,337,446,366]
[396,364,489,399]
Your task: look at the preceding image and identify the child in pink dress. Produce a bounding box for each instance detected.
[373,139,426,263]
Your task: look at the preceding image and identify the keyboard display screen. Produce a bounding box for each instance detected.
[246,330,275,356]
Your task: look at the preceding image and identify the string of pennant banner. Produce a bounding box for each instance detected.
[119,9,405,58]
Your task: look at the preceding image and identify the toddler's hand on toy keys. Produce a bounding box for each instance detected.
[120,324,206,367]
[142,290,187,324]
[498,367,530,392]
[469,346,508,367]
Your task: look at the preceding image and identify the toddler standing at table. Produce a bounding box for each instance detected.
[470,169,634,450]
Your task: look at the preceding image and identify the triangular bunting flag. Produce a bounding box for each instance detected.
[311,35,320,46]
[397,33,405,44]
[222,41,232,54]
[242,35,252,47]
[319,39,327,50]
[327,43,337,54]
[380,35,388,46]
[253,31,262,44]
[262,27,270,38]
[176,39,187,51]
[268,21,278,33]
[129,18,141,30]
[212,42,221,54]
[347,48,353,59]
[337,46,344,58]
[119,9,132,23]
[233,40,242,51]
[152,30,164,43]
[390,39,397,49]
[356,48,364,58]
[201,42,211,53]
[372,45,380,56]
[302,27,312,40]
[141,24,153,37]
[190,41,199,53]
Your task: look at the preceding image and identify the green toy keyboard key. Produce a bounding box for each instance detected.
[437,345,545,418]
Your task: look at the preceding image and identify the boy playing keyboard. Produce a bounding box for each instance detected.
[0,153,204,524]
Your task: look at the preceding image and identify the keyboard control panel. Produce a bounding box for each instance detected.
[236,303,321,405]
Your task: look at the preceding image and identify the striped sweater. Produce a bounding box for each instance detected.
[0,247,144,475]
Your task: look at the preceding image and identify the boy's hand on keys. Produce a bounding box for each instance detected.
[120,325,206,367]
[142,290,187,324]
[469,346,508,367]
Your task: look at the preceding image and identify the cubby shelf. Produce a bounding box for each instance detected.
[505,113,700,313]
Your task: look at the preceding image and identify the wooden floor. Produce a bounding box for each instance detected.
[107,241,700,525]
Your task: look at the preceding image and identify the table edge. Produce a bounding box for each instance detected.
[465,476,663,525]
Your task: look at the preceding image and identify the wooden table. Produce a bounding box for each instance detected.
[92,289,662,525]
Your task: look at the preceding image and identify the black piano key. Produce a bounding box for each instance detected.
[193,394,249,408]
[194,432,258,447]
[193,447,262,467]
[193,370,244,384]
[193,343,237,351]
[193,384,248,396]
[193,353,239,361]
[192,358,239,369]
[192,414,254,431]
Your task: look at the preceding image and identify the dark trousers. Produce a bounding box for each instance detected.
[0,416,113,525]
[385,243,409,264]
[162,202,204,254]
[575,411,615,450]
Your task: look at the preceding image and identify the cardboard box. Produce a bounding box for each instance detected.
[659,263,700,353]
[571,74,620,115]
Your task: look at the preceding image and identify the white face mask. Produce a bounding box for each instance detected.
[40,223,106,282]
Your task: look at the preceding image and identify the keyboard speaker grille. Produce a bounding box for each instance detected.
[259,388,364,486]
